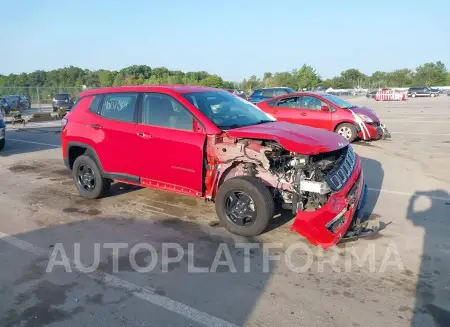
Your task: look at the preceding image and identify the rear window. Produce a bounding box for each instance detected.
[55,94,70,100]
[7,96,20,102]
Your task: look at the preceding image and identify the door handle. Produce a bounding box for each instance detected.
[300,113,307,116]
[137,132,152,138]
[91,124,103,129]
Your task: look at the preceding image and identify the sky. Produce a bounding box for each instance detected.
[1,0,449,81]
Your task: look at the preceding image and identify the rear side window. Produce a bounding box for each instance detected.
[273,89,288,96]
[88,95,104,113]
[261,89,274,97]
[99,93,138,122]
[250,90,262,97]
[142,93,193,131]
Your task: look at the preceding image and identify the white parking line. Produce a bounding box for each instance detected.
[368,188,450,201]
[7,139,60,147]
[389,132,450,136]
[0,231,238,327]
[385,121,450,123]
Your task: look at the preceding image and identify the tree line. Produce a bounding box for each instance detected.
[0,61,448,99]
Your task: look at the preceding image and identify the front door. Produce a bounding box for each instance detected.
[135,93,206,196]
[296,95,333,131]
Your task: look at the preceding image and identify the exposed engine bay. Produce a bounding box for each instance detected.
[210,137,356,214]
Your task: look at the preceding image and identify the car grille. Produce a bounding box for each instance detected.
[324,146,357,191]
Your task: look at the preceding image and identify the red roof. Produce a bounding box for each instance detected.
[80,84,218,97]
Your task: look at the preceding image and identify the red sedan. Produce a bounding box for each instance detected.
[256,92,390,142]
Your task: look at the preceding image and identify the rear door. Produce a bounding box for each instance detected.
[92,92,141,179]
[135,92,206,195]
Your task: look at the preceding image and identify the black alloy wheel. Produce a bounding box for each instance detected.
[77,163,96,191]
[224,190,257,227]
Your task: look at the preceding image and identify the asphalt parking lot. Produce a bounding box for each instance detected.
[1,96,450,327]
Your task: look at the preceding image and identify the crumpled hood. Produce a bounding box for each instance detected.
[349,106,380,123]
[226,121,349,155]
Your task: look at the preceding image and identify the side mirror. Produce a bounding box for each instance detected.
[193,119,204,133]
[320,105,330,112]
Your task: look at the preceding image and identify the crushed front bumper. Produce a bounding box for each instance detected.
[358,122,391,140]
[290,158,372,249]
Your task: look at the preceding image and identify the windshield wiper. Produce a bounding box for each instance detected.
[252,120,273,125]
[217,124,241,129]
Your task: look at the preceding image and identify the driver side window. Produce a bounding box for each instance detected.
[298,96,323,111]
[275,96,300,108]
[142,93,194,131]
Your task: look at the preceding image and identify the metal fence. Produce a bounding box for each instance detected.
[0,86,87,110]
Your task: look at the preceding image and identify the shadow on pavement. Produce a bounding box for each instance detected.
[0,217,275,326]
[407,190,450,327]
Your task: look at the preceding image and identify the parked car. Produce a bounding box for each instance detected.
[0,97,11,115]
[224,89,247,99]
[365,90,378,98]
[61,85,374,249]
[0,108,5,151]
[5,95,30,110]
[247,87,296,103]
[255,92,390,142]
[407,87,440,98]
[52,93,74,112]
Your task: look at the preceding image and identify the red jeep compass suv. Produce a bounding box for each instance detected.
[256,92,390,142]
[61,85,375,249]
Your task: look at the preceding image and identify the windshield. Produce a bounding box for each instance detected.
[322,94,356,109]
[182,91,275,129]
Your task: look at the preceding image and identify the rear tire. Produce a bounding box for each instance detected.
[72,155,110,199]
[411,93,416,98]
[431,93,435,98]
[336,123,357,142]
[215,176,274,237]
[0,139,5,152]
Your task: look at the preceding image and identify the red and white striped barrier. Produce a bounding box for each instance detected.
[374,89,406,101]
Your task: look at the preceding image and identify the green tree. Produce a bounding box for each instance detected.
[293,64,321,90]
[413,61,447,86]
[202,75,224,88]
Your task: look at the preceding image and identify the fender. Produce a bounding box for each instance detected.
[66,142,104,172]
[348,110,370,140]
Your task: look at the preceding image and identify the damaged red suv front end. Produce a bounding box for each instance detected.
[289,146,368,249]
[209,121,372,249]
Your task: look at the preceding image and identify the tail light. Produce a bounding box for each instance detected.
[61,117,68,130]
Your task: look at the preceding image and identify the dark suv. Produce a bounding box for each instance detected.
[0,98,11,115]
[407,87,440,98]
[247,87,296,103]
[0,108,5,151]
[53,93,74,112]
[5,95,30,110]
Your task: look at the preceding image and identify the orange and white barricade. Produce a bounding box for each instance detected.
[374,89,406,101]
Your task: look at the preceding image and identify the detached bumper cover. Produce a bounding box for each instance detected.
[358,122,391,140]
[290,158,367,250]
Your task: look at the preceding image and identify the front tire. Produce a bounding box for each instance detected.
[215,176,274,237]
[336,123,357,142]
[72,155,110,199]
[431,93,435,98]
[411,93,416,98]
